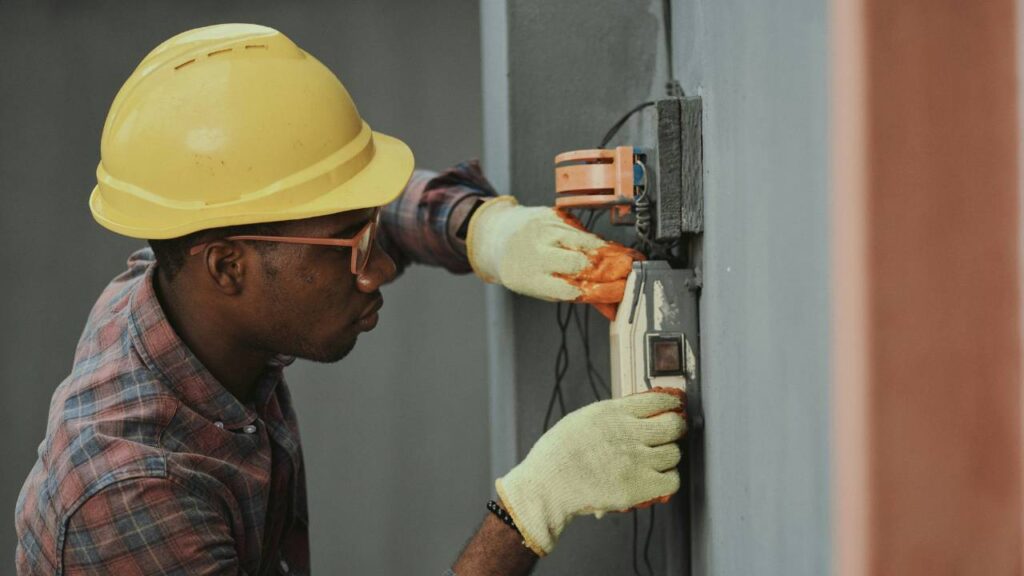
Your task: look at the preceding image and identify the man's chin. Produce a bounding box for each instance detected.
[295,334,358,364]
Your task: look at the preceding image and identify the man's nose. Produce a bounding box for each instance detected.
[356,242,397,292]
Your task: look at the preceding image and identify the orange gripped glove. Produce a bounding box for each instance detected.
[465,196,644,319]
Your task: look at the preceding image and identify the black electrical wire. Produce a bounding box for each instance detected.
[632,510,642,576]
[598,101,656,149]
[573,305,611,400]
[543,300,573,431]
[662,0,674,85]
[643,508,656,575]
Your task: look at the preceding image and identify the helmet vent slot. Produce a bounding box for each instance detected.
[174,59,196,71]
[207,48,233,57]
[244,44,268,50]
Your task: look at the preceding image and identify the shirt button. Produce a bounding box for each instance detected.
[214,421,225,429]
[279,559,289,573]
[243,424,258,434]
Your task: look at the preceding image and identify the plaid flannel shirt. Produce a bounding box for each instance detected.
[380,160,496,274]
[15,163,495,575]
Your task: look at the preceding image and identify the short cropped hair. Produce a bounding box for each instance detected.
[148,222,281,280]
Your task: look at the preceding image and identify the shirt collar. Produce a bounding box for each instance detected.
[128,263,289,428]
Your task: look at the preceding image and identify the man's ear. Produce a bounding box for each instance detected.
[201,241,247,295]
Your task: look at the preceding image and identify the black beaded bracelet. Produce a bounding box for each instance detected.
[486,500,521,535]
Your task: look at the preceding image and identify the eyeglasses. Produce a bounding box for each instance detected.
[188,208,382,275]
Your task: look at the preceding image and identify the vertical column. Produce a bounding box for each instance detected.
[833,1,1023,574]
[480,0,519,486]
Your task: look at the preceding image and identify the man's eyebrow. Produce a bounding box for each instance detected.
[328,218,370,239]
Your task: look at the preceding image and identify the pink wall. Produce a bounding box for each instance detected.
[833,0,1023,573]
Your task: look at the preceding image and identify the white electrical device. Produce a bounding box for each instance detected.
[610,261,700,401]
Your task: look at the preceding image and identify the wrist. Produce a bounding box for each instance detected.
[451,508,538,576]
[447,196,487,256]
[495,473,559,557]
[465,195,519,282]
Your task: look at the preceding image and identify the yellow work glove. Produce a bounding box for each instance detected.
[466,196,643,315]
[496,391,686,557]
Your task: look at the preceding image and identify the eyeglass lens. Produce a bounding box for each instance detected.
[354,211,379,273]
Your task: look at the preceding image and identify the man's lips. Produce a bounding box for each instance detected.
[358,296,384,321]
[356,296,383,333]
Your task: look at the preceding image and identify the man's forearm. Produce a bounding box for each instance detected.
[452,512,538,576]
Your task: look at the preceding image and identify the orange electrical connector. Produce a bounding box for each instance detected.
[554,146,636,223]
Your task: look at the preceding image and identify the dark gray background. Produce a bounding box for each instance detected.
[0,1,490,573]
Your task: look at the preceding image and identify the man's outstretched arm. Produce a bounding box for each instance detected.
[378,161,497,276]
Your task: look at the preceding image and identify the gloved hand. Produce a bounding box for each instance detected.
[466,196,643,317]
[496,390,686,557]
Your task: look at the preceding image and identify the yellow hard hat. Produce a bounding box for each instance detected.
[90,23,414,239]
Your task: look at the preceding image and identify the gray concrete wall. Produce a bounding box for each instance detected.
[671,1,832,574]
[0,1,488,573]
[487,0,831,574]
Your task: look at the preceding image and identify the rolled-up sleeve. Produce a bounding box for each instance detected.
[62,478,241,575]
[378,160,497,274]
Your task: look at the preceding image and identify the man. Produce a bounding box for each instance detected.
[15,24,686,575]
